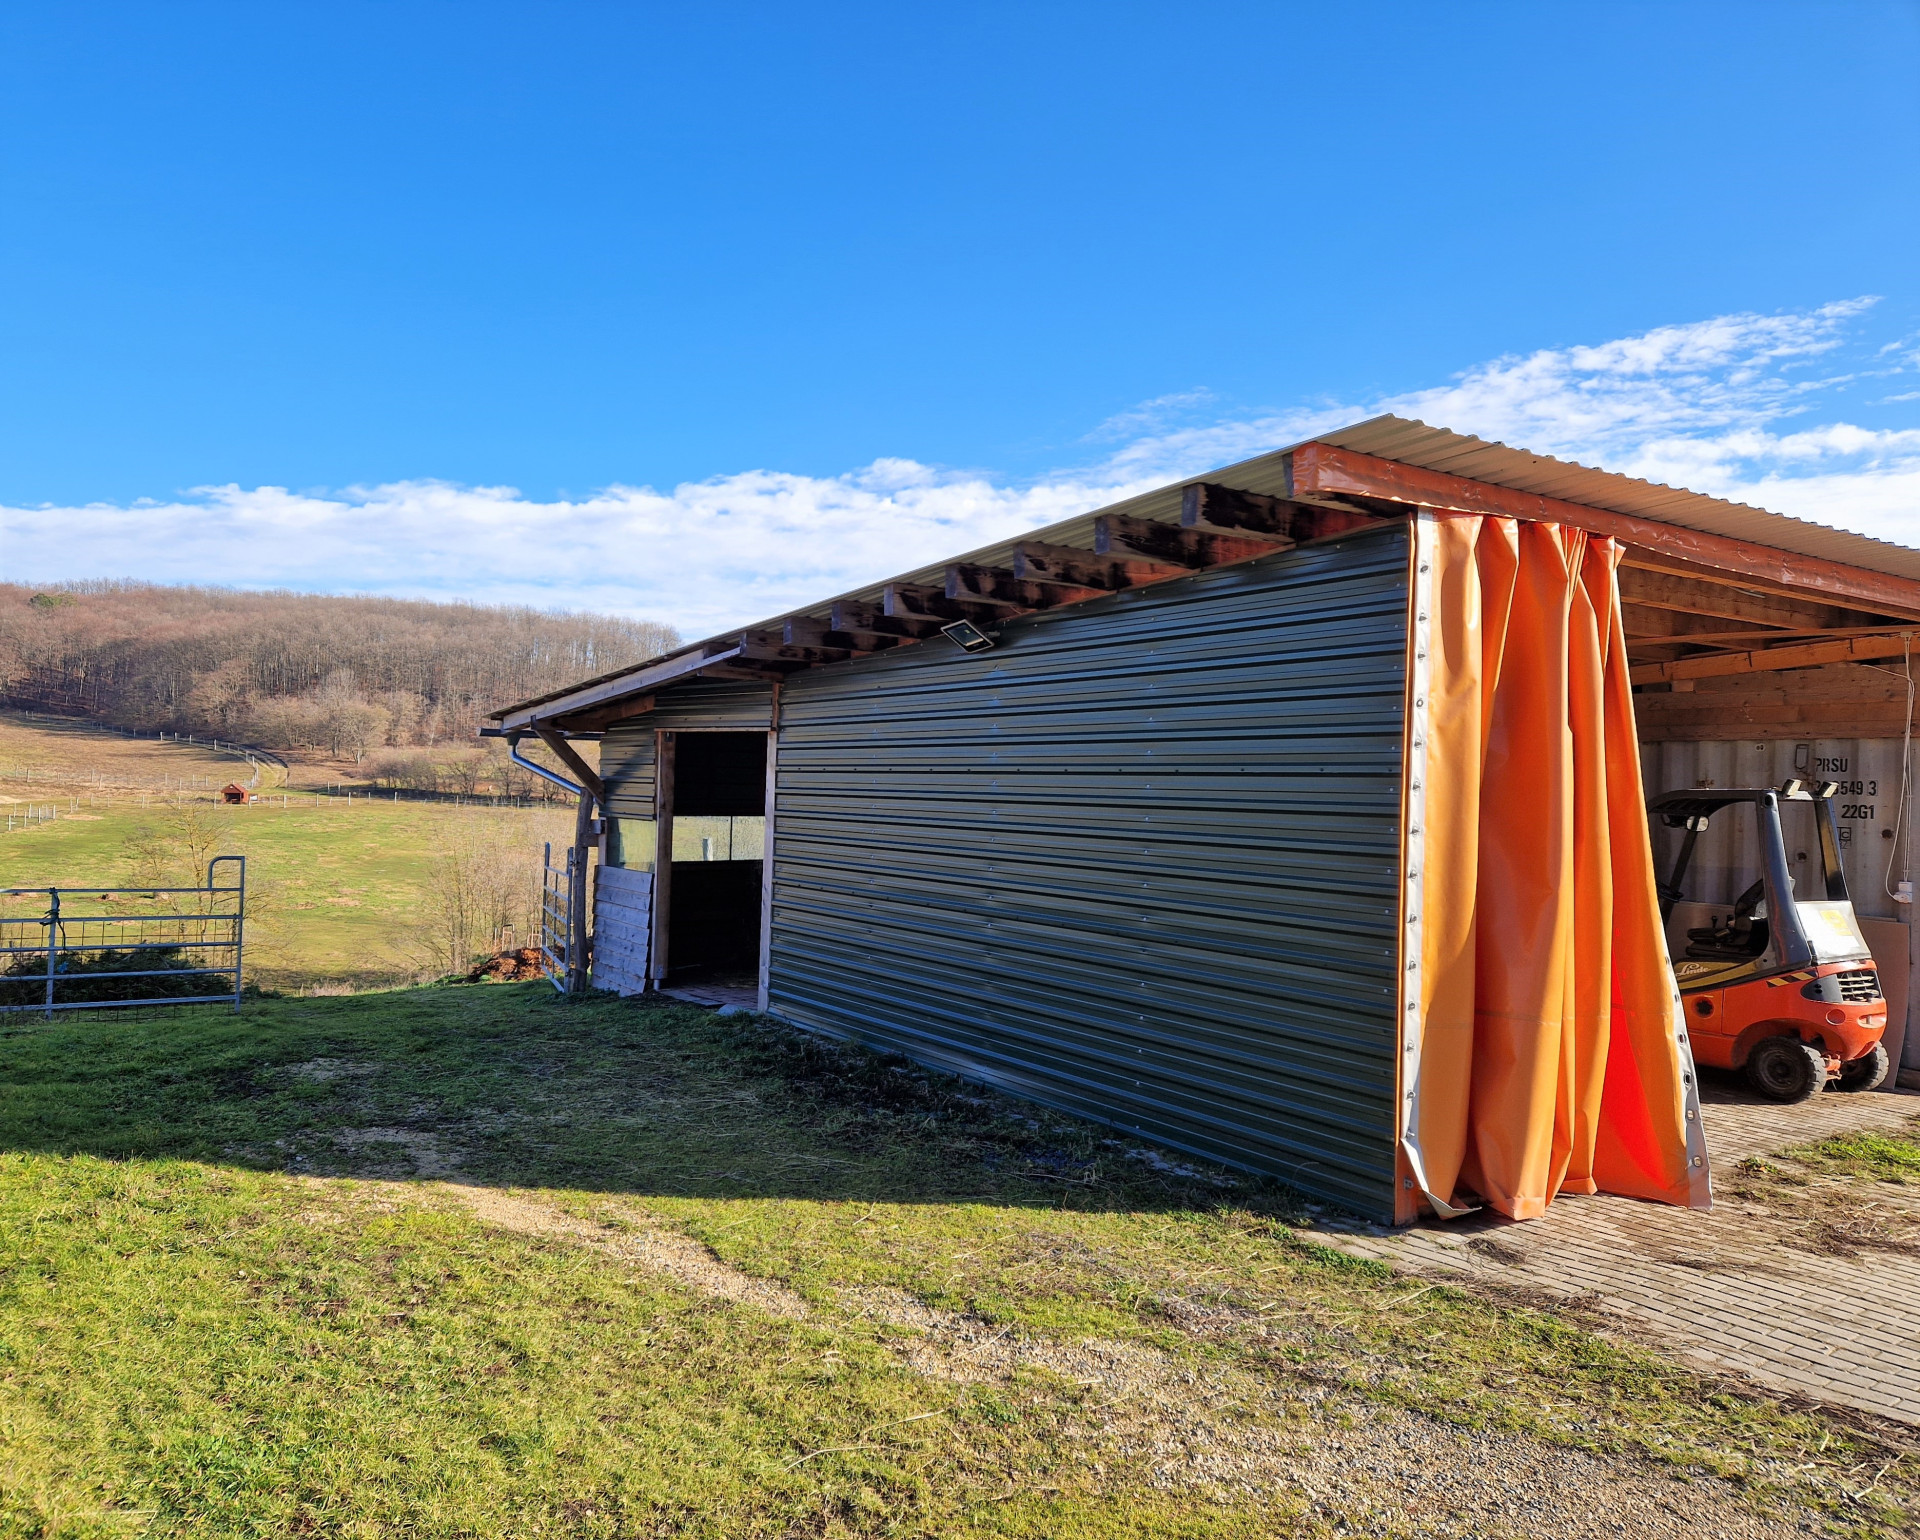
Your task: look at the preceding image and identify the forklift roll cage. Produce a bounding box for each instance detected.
[1651,780,1850,983]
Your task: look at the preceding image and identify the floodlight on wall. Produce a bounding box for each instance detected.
[940,619,996,653]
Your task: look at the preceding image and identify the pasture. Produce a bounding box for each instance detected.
[0,712,569,992]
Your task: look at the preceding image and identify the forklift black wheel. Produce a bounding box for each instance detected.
[1836,1043,1891,1093]
[1744,1037,1829,1103]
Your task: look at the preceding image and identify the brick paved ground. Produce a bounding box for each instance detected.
[1309,1082,1920,1424]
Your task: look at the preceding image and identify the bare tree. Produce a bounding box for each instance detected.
[0,580,679,752]
[412,812,560,975]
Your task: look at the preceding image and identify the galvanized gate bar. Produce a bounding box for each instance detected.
[0,855,246,1016]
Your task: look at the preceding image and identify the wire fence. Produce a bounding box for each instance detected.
[0,856,246,1018]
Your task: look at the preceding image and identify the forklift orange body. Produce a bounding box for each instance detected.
[1652,783,1890,1099]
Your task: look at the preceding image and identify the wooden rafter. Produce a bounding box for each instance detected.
[1624,624,1917,651]
[1095,512,1291,568]
[554,694,657,733]
[1630,633,1920,685]
[1011,540,1190,588]
[1617,567,1893,632]
[828,599,940,643]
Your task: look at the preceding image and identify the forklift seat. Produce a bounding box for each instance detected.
[1684,879,1772,961]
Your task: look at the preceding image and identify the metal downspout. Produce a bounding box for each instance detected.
[508,732,583,796]
[509,731,595,991]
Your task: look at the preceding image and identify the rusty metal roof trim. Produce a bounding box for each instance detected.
[1318,417,1920,579]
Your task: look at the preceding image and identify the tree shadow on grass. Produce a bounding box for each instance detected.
[0,983,1312,1221]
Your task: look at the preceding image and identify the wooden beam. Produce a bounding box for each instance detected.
[1617,567,1886,632]
[1630,633,1918,684]
[735,631,853,666]
[946,563,1105,610]
[1634,699,1920,740]
[533,725,606,807]
[1012,540,1190,589]
[1182,482,1293,535]
[830,600,941,640]
[1293,440,1920,620]
[1624,624,1917,651]
[1180,482,1385,544]
[781,616,903,653]
[700,662,793,682]
[1094,513,1290,569]
[883,583,1008,625]
[555,694,656,733]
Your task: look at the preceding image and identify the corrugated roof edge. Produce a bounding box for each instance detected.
[492,414,1920,722]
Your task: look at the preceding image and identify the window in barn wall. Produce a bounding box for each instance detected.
[671,815,765,863]
[609,818,658,873]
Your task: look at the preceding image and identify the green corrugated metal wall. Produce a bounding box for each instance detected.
[599,679,775,818]
[768,525,1409,1217]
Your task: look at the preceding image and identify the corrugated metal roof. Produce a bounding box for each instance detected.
[1316,416,1920,583]
[495,414,1920,722]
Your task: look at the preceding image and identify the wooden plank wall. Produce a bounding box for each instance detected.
[593,863,653,995]
[1634,660,1918,741]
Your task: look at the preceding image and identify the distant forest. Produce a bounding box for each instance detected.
[0,582,679,763]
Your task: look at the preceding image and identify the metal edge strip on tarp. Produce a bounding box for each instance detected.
[1397,511,1477,1221]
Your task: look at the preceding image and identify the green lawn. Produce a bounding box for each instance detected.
[1,799,568,992]
[1,986,1911,1538]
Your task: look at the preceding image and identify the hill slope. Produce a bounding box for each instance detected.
[0,581,677,754]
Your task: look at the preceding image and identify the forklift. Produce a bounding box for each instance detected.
[1651,780,1891,1102]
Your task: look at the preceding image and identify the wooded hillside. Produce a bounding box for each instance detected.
[0,582,678,756]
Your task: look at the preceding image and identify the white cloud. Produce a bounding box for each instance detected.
[4,298,1918,636]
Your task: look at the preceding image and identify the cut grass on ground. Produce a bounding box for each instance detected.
[1778,1120,1920,1185]
[1,986,1913,1538]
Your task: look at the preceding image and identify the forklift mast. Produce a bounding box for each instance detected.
[1650,780,1853,982]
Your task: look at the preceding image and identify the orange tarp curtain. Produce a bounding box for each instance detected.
[1402,514,1710,1222]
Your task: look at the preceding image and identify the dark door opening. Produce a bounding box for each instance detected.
[664,731,767,986]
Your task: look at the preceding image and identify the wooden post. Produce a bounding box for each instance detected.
[650,731,675,985]
[567,782,595,992]
[757,723,778,1013]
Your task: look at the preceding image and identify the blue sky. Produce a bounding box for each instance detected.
[3,2,1918,633]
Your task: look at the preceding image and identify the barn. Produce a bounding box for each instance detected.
[489,416,1920,1225]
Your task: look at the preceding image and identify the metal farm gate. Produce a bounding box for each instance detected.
[539,841,573,992]
[0,856,247,1018]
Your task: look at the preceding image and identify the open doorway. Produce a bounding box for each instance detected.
[658,730,768,998]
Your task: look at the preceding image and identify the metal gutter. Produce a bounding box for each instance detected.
[506,732,583,797]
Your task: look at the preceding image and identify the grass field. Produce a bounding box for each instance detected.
[2,985,1914,1539]
[0,713,569,991]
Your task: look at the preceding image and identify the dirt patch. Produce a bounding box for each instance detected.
[1719,1158,1920,1260]
[441,1186,811,1320]
[836,1285,1811,1535]
[327,1126,463,1178]
[421,1186,1822,1537]
[279,1057,377,1083]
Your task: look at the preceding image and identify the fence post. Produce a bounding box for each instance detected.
[231,856,246,1011]
[567,784,595,993]
[43,888,59,1021]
